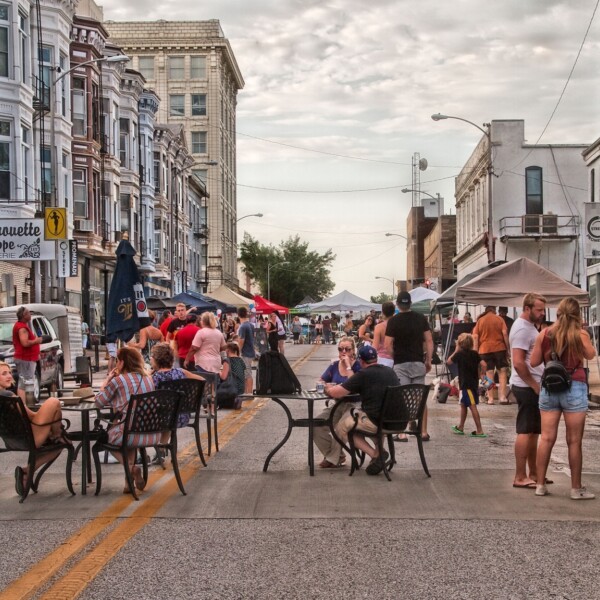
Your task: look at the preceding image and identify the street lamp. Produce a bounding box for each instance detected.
[236,213,263,223]
[401,188,439,200]
[375,275,395,298]
[267,260,290,301]
[431,112,494,262]
[385,232,408,240]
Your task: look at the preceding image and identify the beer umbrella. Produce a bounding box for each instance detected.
[106,239,151,343]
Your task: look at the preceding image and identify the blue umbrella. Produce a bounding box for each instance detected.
[106,240,151,343]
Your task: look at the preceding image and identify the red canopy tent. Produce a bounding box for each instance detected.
[253,295,289,315]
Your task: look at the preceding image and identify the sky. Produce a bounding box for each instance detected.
[99,0,600,301]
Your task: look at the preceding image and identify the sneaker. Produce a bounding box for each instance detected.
[571,487,595,500]
[366,450,389,476]
[535,484,548,496]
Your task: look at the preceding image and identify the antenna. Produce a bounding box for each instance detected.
[419,158,428,171]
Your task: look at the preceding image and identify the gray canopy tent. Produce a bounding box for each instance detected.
[435,257,591,366]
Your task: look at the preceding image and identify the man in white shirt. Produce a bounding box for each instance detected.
[509,293,547,488]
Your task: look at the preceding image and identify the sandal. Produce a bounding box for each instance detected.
[14,466,25,496]
[132,466,146,491]
[319,460,341,469]
[451,426,464,435]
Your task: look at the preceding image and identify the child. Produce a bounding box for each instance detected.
[447,332,487,438]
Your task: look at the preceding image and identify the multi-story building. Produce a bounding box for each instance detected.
[454,120,588,287]
[0,0,76,306]
[423,215,456,293]
[105,19,244,293]
[583,136,600,323]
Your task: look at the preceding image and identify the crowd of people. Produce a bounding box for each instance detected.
[4,290,598,501]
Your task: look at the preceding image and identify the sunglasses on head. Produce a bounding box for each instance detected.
[338,346,352,352]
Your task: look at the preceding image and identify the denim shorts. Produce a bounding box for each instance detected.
[539,380,588,413]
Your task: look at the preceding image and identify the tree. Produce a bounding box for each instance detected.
[370,292,394,304]
[240,234,335,307]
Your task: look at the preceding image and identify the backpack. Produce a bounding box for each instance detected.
[540,334,572,394]
[256,351,302,395]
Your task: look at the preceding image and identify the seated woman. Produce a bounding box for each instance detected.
[149,342,205,463]
[0,361,68,497]
[216,342,246,409]
[94,347,155,494]
[313,336,361,468]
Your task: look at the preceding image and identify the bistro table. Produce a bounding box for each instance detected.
[61,399,100,495]
[244,390,360,476]
[243,390,329,476]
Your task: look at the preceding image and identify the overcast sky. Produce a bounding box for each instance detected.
[100,0,600,301]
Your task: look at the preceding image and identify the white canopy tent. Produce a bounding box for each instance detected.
[410,287,440,303]
[309,290,381,313]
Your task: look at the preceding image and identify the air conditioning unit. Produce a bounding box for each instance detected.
[542,214,558,234]
[74,219,94,232]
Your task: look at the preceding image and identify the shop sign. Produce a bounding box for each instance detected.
[0,219,55,261]
[584,203,600,258]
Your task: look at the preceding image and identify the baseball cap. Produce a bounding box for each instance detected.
[358,345,378,362]
[397,291,412,306]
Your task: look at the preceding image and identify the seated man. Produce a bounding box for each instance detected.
[325,345,399,475]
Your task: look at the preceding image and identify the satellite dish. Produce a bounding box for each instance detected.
[419,158,428,171]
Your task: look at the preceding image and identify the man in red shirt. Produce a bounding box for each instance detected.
[159,310,173,339]
[173,314,200,367]
[13,306,45,403]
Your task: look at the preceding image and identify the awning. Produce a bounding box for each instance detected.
[253,295,289,315]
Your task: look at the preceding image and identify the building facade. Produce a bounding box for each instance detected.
[583,136,600,324]
[454,120,588,287]
[423,215,456,292]
[105,19,244,293]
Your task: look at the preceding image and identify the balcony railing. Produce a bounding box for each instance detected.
[498,214,579,240]
[32,76,50,113]
[193,224,209,239]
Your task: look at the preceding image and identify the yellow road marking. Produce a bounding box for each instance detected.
[1,347,315,599]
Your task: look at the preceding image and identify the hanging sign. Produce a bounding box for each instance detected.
[0,219,55,261]
[44,208,68,240]
[584,203,600,258]
[57,240,69,277]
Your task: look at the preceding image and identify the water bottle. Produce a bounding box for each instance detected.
[23,378,36,407]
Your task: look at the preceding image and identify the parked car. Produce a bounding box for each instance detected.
[0,304,89,402]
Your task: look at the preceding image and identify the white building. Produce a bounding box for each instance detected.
[454,120,588,288]
[583,136,600,322]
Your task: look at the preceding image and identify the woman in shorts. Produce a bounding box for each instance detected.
[530,297,596,499]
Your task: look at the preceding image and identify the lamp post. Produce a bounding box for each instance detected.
[385,231,417,285]
[375,275,395,298]
[431,112,493,262]
[236,213,263,223]
[267,260,290,301]
[401,188,439,201]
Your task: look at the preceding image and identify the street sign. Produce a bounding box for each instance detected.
[69,240,78,276]
[57,240,69,277]
[45,207,68,240]
[584,203,600,258]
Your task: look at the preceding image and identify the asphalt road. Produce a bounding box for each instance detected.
[1,343,600,599]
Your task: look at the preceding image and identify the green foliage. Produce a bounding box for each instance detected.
[240,234,336,307]
[370,292,394,304]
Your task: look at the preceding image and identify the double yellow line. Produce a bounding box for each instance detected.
[1,347,317,600]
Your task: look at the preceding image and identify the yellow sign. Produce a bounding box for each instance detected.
[44,208,68,240]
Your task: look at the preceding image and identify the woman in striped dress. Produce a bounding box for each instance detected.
[95,347,155,493]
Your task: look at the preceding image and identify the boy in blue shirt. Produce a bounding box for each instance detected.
[447,333,487,438]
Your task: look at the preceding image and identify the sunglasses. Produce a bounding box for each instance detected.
[338,347,352,352]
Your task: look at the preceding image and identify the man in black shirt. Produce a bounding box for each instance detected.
[384,291,433,440]
[325,345,399,475]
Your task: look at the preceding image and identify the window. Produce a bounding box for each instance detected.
[18,12,28,84]
[21,125,30,200]
[119,118,130,166]
[59,54,68,116]
[73,169,87,218]
[191,94,206,116]
[168,56,184,80]
[192,169,207,184]
[190,56,206,79]
[72,78,86,136]
[0,119,9,199]
[120,193,130,231]
[40,145,51,199]
[191,131,207,154]
[138,56,154,79]
[170,95,185,117]
[0,6,8,78]
[153,151,160,193]
[525,166,543,215]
